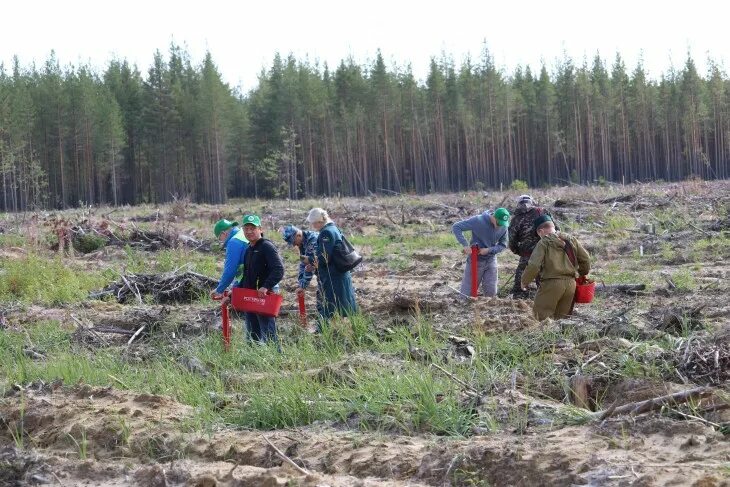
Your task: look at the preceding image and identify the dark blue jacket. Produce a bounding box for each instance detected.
[215,227,248,294]
[297,230,319,288]
[315,223,358,318]
[241,238,284,291]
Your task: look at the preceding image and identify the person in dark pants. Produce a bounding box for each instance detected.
[305,208,358,327]
[508,195,555,298]
[239,214,284,344]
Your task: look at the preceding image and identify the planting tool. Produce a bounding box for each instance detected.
[470,244,479,298]
[212,291,231,352]
[297,292,308,327]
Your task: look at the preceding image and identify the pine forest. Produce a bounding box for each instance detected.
[1,45,728,210]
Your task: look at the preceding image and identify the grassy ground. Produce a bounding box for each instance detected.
[0,180,729,485]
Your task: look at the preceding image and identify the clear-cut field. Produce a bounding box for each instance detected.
[1,180,729,486]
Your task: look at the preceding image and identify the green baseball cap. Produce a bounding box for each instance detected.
[213,219,238,238]
[242,214,262,227]
[494,207,510,227]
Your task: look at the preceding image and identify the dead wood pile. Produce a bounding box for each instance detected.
[677,331,730,386]
[112,228,213,252]
[72,307,170,347]
[90,271,217,304]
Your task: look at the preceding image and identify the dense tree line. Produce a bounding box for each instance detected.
[1,45,728,210]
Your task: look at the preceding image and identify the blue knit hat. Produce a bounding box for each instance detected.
[281,225,300,246]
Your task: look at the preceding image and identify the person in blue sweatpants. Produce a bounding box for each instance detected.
[452,208,510,298]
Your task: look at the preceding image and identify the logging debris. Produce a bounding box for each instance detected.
[90,271,217,304]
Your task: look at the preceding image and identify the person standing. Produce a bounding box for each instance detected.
[305,208,358,324]
[520,215,591,320]
[210,219,248,299]
[239,214,285,344]
[508,195,555,298]
[281,224,319,296]
[452,207,510,297]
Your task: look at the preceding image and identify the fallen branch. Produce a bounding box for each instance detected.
[667,408,722,429]
[127,324,147,346]
[591,387,716,421]
[447,285,476,300]
[498,274,515,294]
[121,274,143,304]
[687,221,712,238]
[431,363,480,396]
[108,374,129,389]
[595,283,646,294]
[262,435,311,476]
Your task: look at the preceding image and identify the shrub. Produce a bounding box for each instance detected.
[73,233,108,254]
[510,179,528,191]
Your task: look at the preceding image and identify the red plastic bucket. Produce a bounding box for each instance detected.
[230,288,283,317]
[574,276,595,304]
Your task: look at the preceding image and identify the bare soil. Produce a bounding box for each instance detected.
[2,180,730,486]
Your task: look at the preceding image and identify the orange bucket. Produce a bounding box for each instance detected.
[574,276,595,304]
[230,288,283,317]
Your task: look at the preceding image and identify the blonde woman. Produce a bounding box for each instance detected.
[305,208,358,325]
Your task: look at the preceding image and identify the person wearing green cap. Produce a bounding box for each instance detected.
[452,207,510,297]
[210,219,248,298]
[239,214,285,344]
[520,215,591,320]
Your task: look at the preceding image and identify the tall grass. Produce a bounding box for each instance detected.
[0,255,106,304]
[0,307,684,439]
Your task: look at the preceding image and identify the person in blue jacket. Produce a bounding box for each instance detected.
[281,225,319,297]
[210,219,248,299]
[305,208,358,325]
[452,207,510,298]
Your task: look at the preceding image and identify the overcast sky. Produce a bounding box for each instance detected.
[2,0,727,91]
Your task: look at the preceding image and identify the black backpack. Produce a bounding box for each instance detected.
[332,233,363,272]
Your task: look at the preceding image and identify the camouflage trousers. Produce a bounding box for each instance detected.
[512,254,539,298]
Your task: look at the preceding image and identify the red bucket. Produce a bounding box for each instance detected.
[230,288,283,317]
[574,276,595,304]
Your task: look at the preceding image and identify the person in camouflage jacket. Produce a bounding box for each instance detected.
[508,195,556,298]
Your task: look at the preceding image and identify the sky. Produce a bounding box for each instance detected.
[2,0,728,91]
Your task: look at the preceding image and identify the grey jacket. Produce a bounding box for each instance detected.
[452,211,508,260]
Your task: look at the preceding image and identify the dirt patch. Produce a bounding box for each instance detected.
[473,297,541,333]
[4,385,728,487]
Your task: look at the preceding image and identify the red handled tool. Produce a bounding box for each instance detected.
[213,291,231,352]
[471,245,479,298]
[297,292,308,328]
